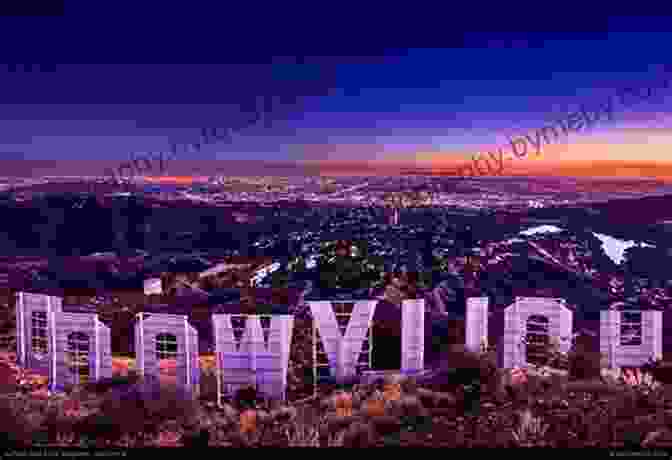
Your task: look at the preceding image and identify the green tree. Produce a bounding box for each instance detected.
[288,256,307,273]
[315,240,385,290]
[270,269,290,288]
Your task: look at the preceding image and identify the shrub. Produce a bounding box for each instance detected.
[363,397,386,418]
[41,403,78,445]
[0,397,33,447]
[383,383,401,402]
[416,345,497,395]
[239,409,258,435]
[343,421,373,447]
[80,378,199,443]
[73,412,123,445]
[567,350,602,381]
[233,385,259,410]
[82,374,141,394]
[643,359,672,385]
[0,363,18,394]
[181,428,210,447]
[334,391,353,417]
[198,372,218,402]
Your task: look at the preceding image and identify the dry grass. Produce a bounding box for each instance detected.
[3,336,672,448]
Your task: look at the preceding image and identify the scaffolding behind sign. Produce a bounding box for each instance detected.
[309,301,375,397]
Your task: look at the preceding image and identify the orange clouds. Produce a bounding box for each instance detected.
[374,125,672,179]
[144,176,208,184]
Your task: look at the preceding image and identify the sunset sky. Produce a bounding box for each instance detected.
[0,9,671,179]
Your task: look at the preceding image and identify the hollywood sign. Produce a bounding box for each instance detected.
[307,299,425,387]
[15,292,292,403]
[466,297,663,368]
[14,292,663,402]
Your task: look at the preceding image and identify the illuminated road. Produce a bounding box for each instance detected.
[327,181,370,198]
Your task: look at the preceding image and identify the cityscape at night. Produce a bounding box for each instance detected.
[3,6,672,450]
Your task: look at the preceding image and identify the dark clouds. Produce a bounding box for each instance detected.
[0,7,671,176]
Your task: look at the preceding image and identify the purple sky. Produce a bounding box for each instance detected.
[1,9,671,177]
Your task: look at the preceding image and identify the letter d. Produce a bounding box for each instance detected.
[508,136,528,159]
